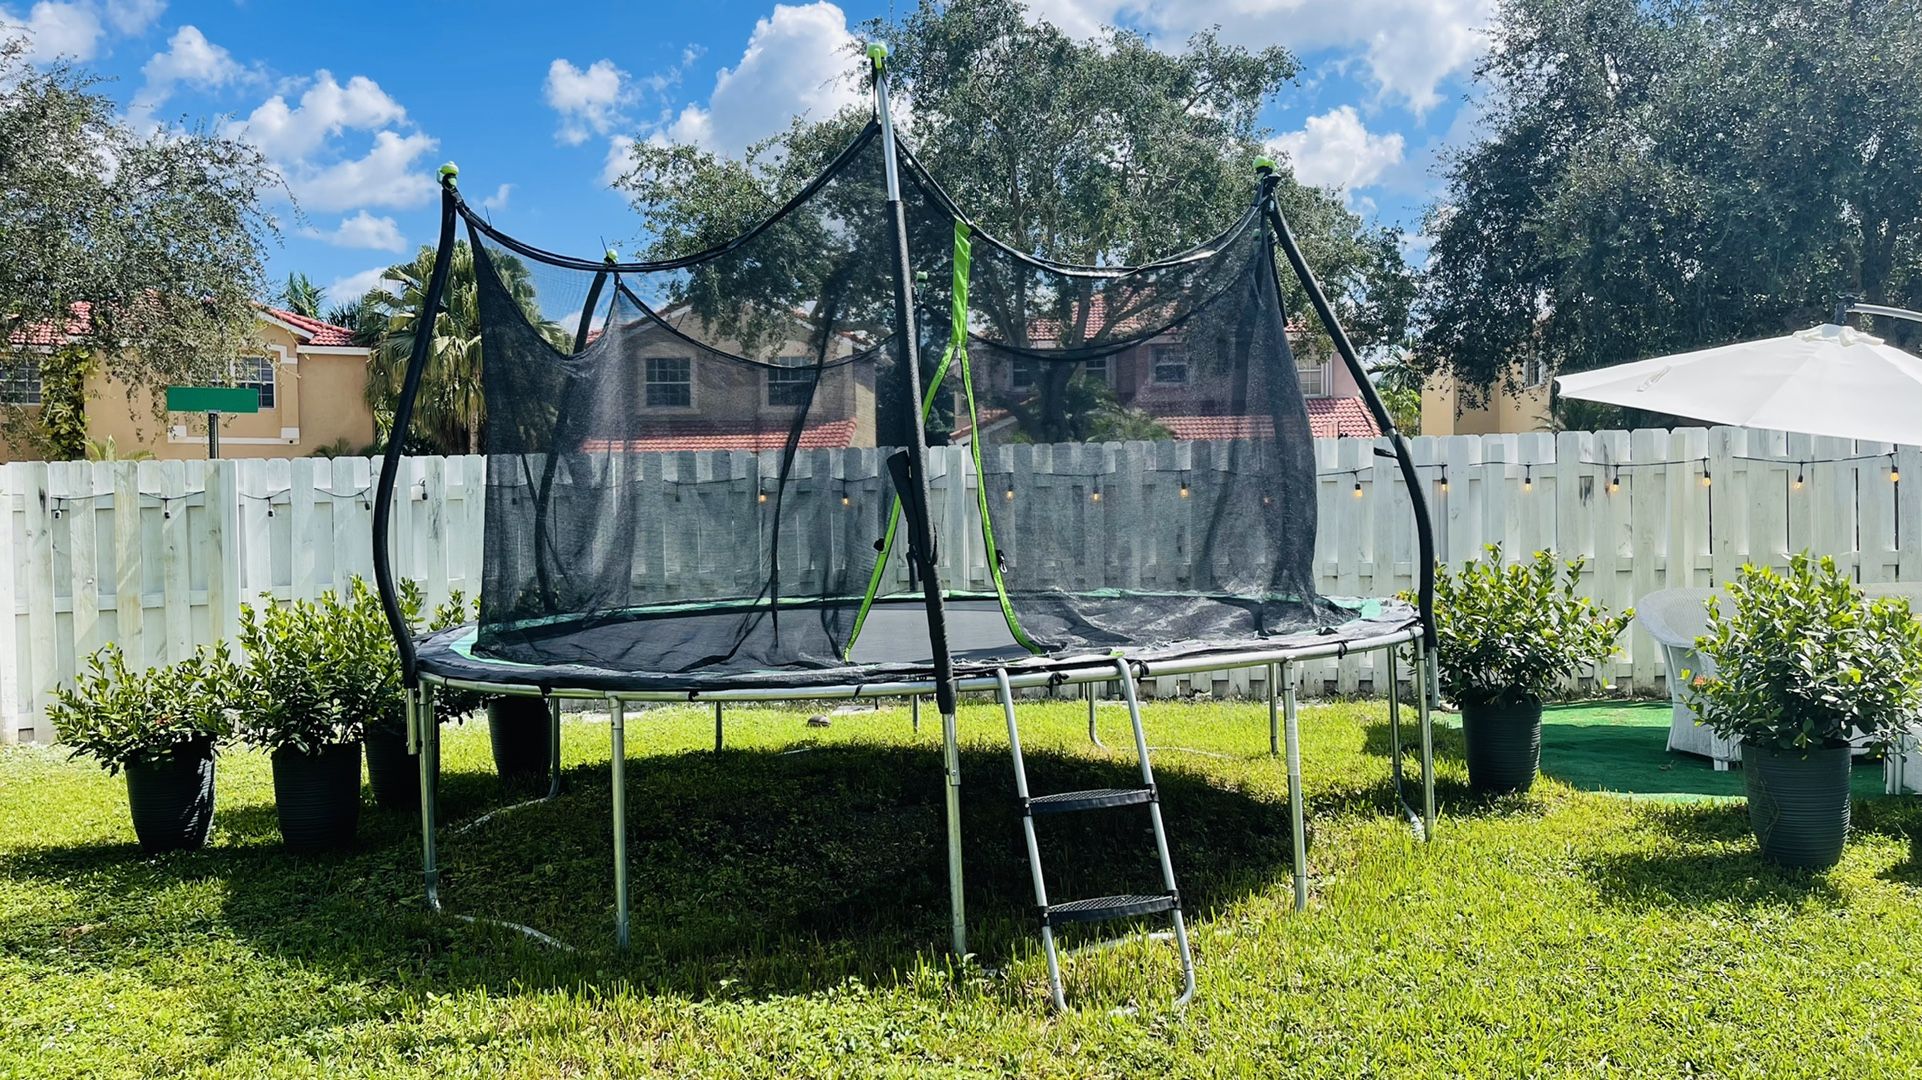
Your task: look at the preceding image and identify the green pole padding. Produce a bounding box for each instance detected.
[438,162,459,189]
[867,41,888,72]
[1253,155,1277,173]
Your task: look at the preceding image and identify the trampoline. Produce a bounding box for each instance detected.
[373,43,1438,1008]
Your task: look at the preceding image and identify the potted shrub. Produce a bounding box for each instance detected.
[357,579,426,811]
[424,589,551,792]
[1427,546,1633,794]
[48,645,236,852]
[236,593,369,851]
[1688,554,1922,868]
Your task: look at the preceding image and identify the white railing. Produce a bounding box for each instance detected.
[4,426,1919,742]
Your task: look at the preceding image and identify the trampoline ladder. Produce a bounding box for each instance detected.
[993,660,1197,1013]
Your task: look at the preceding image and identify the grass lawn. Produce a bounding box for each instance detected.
[3,697,1922,1078]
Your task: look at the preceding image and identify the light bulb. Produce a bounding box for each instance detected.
[1352,478,1364,499]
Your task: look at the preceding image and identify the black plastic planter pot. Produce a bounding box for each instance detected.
[488,697,552,793]
[362,726,419,811]
[1742,741,1852,869]
[1460,698,1544,795]
[124,741,215,852]
[270,743,362,851]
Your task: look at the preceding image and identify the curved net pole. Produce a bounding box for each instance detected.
[375,164,460,913]
[375,166,461,686]
[1257,166,1436,651]
[871,42,966,957]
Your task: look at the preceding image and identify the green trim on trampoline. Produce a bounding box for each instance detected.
[950,221,1044,656]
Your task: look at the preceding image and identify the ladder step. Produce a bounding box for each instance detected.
[1027,787,1155,815]
[1043,892,1178,927]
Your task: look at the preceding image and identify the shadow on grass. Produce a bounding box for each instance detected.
[0,741,1297,1003]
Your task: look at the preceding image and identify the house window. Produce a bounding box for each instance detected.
[766,355,813,408]
[0,357,42,405]
[1082,356,1109,383]
[1150,344,1188,385]
[1297,362,1329,398]
[233,354,276,409]
[1011,358,1040,391]
[1522,354,1549,387]
[646,357,692,408]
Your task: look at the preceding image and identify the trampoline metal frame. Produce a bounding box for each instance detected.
[408,626,1435,955]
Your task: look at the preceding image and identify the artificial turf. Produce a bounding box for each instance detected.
[2,697,1920,1078]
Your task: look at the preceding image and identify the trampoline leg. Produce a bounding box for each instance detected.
[912,695,920,734]
[1387,647,1413,828]
[1417,641,1436,840]
[1268,662,1281,757]
[1086,685,1106,749]
[610,698,630,949]
[941,708,967,956]
[714,701,724,753]
[1282,660,1307,911]
[415,680,440,907]
[415,685,441,912]
[546,696,563,801]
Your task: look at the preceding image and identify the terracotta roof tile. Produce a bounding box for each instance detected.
[582,419,859,453]
[1154,398,1380,442]
[263,307,359,347]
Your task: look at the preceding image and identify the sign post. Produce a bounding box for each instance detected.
[164,386,260,460]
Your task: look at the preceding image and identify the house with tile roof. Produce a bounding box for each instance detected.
[1,305,375,461]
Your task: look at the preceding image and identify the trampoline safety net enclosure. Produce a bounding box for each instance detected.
[378,117,1431,695]
[371,45,1438,979]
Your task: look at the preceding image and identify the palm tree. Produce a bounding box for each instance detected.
[277,272,323,318]
[364,241,561,454]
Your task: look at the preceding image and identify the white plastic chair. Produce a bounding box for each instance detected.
[1635,588,1738,769]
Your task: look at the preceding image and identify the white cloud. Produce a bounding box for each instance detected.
[1,1,105,61]
[1270,105,1404,193]
[479,182,512,210]
[132,25,241,114]
[322,265,398,306]
[306,209,406,252]
[1013,0,1493,113]
[224,71,409,161]
[280,129,438,213]
[222,71,436,215]
[664,2,861,154]
[600,134,635,188]
[102,0,159,34]
[544,58,631,146]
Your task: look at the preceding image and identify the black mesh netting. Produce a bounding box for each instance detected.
[449,120,1353,686]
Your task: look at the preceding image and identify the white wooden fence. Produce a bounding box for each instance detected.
[5,426,1920,741]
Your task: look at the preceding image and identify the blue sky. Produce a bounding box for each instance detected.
[3,0,1489,314]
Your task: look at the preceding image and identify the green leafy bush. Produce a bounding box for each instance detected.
[48,645,237,774]
[1688,554,1922,751]
[236,578,412,753]
[1424,546,1633,708]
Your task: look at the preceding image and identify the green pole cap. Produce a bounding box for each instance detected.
[867,41,888,70]
[604,249,620,264]
[1253,155,1277,174]
[438,161,459,188]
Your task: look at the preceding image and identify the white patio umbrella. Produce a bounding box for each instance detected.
[1555,320,1922,445]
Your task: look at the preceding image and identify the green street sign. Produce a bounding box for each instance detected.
[165,386,260,414]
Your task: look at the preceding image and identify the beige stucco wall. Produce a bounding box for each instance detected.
[1422,371,1552,436]
[0,316,373,462]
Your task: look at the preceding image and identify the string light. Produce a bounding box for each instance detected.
[1004,485,1015,501]
[1352,476,1364,499]
[1522,465,1533,492]
[1437,466,1449,494]
[1700,460,1711,488]
[1891,454,1901,484]
[1090,485,1102,503]
[1607,466,1620,493]
[1178,471,1191,499]
[1793,463,1805,490]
